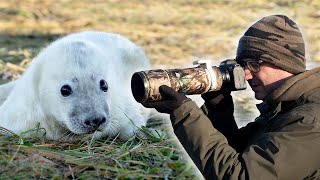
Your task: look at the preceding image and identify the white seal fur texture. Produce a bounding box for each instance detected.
[0,31,151,141]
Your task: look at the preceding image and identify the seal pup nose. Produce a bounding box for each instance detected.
[84,116,106,129]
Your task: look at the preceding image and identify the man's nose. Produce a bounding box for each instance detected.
[244,68,253,80]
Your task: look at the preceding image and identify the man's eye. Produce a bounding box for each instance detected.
[250,63,259,67]
[240,63,246,67]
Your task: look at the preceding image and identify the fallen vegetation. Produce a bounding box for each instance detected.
[0,123,199,179]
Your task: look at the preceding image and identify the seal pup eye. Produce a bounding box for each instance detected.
[61,85,73,97]
[100,79,108,92]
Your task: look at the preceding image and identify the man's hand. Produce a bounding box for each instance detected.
[201,90,232,109]
[142,85,190,114]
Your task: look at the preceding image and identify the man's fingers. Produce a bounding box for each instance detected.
[159,85,178,99]
[201,90,231,101]
[141,101,170,113]
[141,101,158,108]
[141,85,188,114]
[142,101,166,109]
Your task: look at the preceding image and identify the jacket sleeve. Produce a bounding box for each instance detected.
[171,100,320,179]
[171,100,248,179]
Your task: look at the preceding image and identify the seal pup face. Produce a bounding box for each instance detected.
[37,40,113,138]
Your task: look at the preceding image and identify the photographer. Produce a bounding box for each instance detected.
[142,15,320,179]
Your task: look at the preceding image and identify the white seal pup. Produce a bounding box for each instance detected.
[0,31,151,141]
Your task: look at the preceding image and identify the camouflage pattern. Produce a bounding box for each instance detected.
[136,66,223,102]
[236,15,306,74]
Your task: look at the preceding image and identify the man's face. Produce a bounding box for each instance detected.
[243,60,293,100]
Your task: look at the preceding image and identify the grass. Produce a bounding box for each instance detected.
[0,0,319,179]
[0,123,199,179]
[1,0,319,68]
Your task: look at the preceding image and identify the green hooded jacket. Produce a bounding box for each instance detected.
[171,67,320,179]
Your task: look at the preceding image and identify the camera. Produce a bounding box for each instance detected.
[131,59,246,103]
[218,59,247,91]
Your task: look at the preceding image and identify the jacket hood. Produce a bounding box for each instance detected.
[265,67,320,106]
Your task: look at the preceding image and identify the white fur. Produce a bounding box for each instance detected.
[0,31,151,141]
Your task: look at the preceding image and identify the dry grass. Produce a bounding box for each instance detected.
[0,0,319,179]
[0,123,199,179]
[0,0,319,69]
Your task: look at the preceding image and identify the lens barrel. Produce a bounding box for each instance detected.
[131,59,246,103]
[131,66,222,102]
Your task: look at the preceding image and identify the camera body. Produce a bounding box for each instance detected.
[218,59,247,91]
[131,59,246,103]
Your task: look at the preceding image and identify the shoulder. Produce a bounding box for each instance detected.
[266,87,320,132]
[300,87,320,104]
[293,87,320,118]
[271,99,320,132]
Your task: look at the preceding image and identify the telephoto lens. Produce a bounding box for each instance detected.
[131,60,246,103]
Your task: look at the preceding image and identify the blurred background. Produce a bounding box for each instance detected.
[0,0,319,178]
[1,0,318,126]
